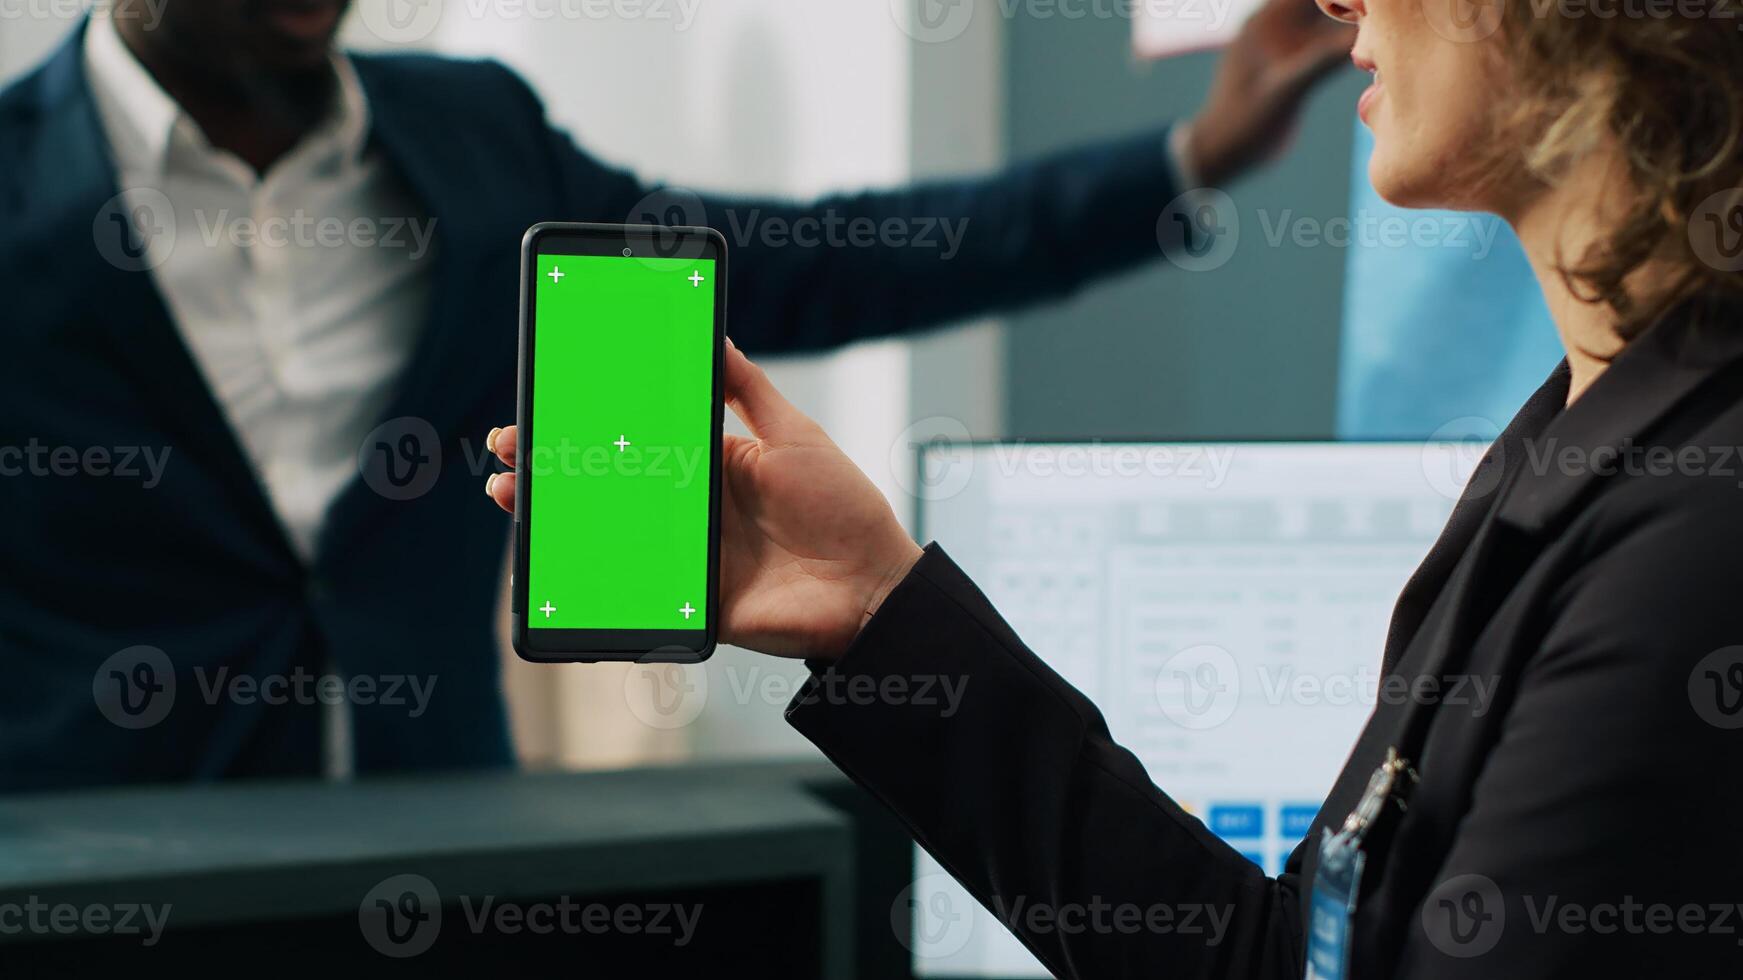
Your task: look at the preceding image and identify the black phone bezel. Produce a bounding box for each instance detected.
[511,222,726,664]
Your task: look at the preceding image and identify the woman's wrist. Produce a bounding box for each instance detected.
[813,541,924,663]
[864,542,925,621]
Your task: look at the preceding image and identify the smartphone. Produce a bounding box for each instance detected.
[512,222,726,663]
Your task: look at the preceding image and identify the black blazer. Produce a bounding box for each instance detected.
[789,303,1743,978]
[0,24,1182,791]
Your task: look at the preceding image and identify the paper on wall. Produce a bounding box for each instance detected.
[1132,0,1267,58]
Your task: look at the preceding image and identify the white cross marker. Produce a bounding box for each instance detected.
[679,603,696,620]
[548,267,565,284]
[689,271,706,288]
[539,601,557,618]
[614,435,632,452]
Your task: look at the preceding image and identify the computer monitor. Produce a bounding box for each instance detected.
[908,440,1476,977]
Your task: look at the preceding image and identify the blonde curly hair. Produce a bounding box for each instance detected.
[1500,6,1743,341]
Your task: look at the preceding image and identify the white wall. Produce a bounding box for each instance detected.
[0,4,80,82]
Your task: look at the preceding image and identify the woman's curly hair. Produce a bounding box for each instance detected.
[1499,5,1743,341]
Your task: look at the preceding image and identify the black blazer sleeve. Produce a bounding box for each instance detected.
[786,544,1306,980]
[1389,504,1743,978]
[511,68,1183,357]
[788,521,1743,979]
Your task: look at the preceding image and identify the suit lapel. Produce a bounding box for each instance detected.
[1498,299,1743,535]
[1378,363,1570,674]
[27,26,292,557]
[1301,298,1743,935]
[1296,360,1568,917]
[1298,400,1554,909]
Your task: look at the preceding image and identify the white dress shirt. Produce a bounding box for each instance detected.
[84,13,434,563]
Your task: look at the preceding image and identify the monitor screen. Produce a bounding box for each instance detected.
[909,441,1477,976]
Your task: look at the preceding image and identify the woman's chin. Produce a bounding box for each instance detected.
[1367,156,1445,211]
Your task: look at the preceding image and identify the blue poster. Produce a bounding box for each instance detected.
[1337,127,1563,439]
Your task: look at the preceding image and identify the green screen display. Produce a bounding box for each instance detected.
[528,253,716,632]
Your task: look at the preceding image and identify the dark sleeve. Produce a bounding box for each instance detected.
[786,545,1306,980]
[1392,506,1743,978]
[518,75,1183,356]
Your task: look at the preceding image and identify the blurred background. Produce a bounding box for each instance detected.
[0,1,1563,975]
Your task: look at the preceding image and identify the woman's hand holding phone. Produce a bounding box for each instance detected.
[487,338,923,661]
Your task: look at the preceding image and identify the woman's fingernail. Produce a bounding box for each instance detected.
[486,427,502,453]
[484,473,498,498]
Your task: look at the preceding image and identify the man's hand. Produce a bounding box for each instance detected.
[1184,0,1355,187]
[484,340,923,661]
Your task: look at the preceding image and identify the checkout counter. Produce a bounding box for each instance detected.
[0,761,919,977]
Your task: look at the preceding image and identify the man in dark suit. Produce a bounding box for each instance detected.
[0,0,1349,790]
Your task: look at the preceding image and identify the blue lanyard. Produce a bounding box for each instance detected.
[1304,748,1418,980]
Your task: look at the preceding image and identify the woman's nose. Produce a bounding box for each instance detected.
[1315,0,1363,23]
